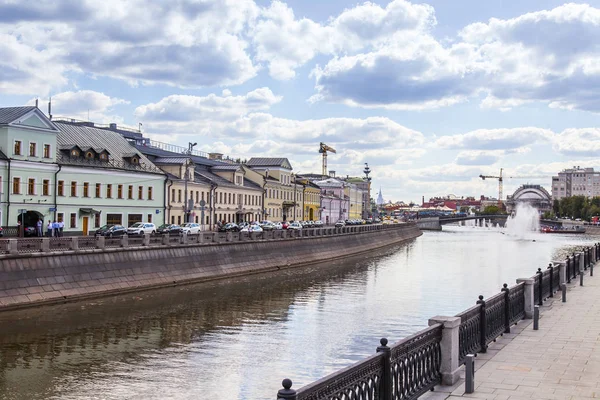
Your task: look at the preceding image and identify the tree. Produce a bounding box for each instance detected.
[481,205,500,215]
[553,199,560,215]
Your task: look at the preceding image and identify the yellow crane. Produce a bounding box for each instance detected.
[319,142,336,176]
[479,168,504,207]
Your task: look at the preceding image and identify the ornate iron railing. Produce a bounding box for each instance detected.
[296,353,384,400]
[483,292,505,346]
[507,283,525,325]
[456,304,481,365]
[78,236,98,249]
[17,238,43,253]
[105,238,122,248]
[390,324,442,400]
[50,237,72,250]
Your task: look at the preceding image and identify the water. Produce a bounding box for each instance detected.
[0,226,594,400]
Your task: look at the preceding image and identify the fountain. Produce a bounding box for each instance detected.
[505,203,540,238]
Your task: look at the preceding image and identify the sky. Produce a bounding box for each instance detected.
[2,0,600,203]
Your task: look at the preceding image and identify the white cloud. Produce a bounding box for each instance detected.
[435,127,554,150]
[552,128,600,157]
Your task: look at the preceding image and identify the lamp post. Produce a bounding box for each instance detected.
[184,142,197,224]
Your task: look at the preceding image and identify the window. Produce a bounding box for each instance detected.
[70,182,77,197]
[228,193,231,204]
[195,191,199,203]
[177,215,181,225]
[178,189,182,203]
[106,214,122,225]
[71,149,79,157]
[85,151,94,159]
[29,142,37,157]
[148,187,153,200]
[95,183,101,198]
[99,153,108,161]
[118,185,123,199]
[107,184,112,198]
[58,180,64,196]
[219,192,223,204]
[147,214,152,223]
[42,180,50,196]
[14,141,22,155]
[138,186,143,200]
[128,214,142,227]
[171,189,175,201]
[171,216,175,224]
[236,175,242,185]
[195,215,198,223]
[131,157,139,164]
[83,182,89,197]
[57,213,64,223]
[128,185,133,199]
[70,213,76,228]
[94,213,101,227]
[201,192,205,202]
[43,144,51,158]
[28,178,35,195]
[12,177,20,194]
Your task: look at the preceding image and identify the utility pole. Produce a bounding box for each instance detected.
[184,142,197,224]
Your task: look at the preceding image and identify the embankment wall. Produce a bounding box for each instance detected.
[0,224,421,310]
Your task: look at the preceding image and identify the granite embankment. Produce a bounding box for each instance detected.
[0,224,421,310]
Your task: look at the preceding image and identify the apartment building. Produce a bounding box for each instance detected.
[551,166,600,200]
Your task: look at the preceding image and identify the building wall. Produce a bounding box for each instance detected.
[552,167,600,200]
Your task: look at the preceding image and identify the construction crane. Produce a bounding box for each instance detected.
[479,168,504,207]
[319,142,336,176]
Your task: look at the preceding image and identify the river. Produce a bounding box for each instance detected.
[0,225,595,400]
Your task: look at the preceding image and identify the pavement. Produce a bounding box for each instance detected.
[422,267,600,400]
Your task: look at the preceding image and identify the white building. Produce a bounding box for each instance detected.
[552,166,600,200]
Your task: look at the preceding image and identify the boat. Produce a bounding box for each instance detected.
[540,226,586,234]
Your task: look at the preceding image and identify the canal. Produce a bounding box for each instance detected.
[0,226,594,400]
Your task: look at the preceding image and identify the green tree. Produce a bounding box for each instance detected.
[481,205,500,215]
[553,199,560,215]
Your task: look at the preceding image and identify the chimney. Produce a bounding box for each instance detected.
[208,153,223,160]
[35,99,38,108]
[422,195,424,205]
[109,123,117,130]
[329,170,336,178]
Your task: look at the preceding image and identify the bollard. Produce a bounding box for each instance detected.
[592,255,594,277]
[533,305,539,330]
[536,268,543,306]
[561,283,567,302]
[277,379,297,400]
[580,269,584,286]
[465,354,475,394]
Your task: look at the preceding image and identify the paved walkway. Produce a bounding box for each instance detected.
[423,268,600,400]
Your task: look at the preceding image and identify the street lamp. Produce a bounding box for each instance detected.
[184,142,197,223]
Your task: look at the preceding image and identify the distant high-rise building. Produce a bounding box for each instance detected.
[552,166,600,200]
[377,188,384,206]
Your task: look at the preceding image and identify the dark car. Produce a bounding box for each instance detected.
[157,224,182,235]
[223,223,240,232]
[23,226,38,237]
[95,224,127,237]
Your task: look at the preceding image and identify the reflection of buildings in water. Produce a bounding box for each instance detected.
[0,244,406,396]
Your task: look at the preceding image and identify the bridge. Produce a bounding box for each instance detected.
[417,215,508,230]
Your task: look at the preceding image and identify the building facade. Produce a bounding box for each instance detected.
[315,177,349,224]
[552,166,600,200]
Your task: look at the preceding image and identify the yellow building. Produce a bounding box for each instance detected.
[345,182,364,219]
[295,177,321,221]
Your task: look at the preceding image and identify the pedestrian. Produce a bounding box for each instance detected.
[52,220,59,237]
[36,219,43,237]
[47,221,52,237]
[58,220,64,237]
[17,220,22,238]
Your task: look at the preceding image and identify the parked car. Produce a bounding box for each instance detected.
[241,224,263,233]
[127,222,156,236]
[23,226,38,237]
[281,221,289,230]
[335,220,346,228]
[238,222,249,230]
[157,224,182,235]
[313,220,324,228]
[222,223,240,232]
[261,222,275,231]
[273,222,283,230]
[181,222,201,234]
[288,222,302,230]
[95,224,127,237]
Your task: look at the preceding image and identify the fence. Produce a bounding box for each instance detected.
[276,243,599,400]
[0,223,404,256]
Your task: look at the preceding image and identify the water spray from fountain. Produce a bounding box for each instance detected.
[505,203,540,238]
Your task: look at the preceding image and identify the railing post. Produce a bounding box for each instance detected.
[547,264,554,297]
[476,295,487,353]
[573,252,578,279]
[501,284,511,333]
[41,237,50,252]
[591,249,595,277]
[70,237,79,251]
[162,234,170,246]
[557,261,566,288]
[120,234,128,248]
[580,254,584,286]
[376,338,392,400]
[277,379,297,400]
[516,278,535,319]
[8,239,18,255]
[536,268,543,306]
[584,248,588,271]
[567,256,572,284]
[143,234,151,246]
[428,316,461,385]
[96,235,105,249]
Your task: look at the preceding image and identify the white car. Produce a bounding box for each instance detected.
[241,224,263,233]
[127,222,156,236]
[274,222,283,230]
[181,223,201,234]
[313,220,324,227]
[288,222,302,230]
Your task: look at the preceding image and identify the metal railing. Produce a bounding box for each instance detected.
[277,244,599,400]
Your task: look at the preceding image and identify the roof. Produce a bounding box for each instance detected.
[54,122,164,174]
[0,106,36,124]
[153,157,191,165]
[246,158,292,169]
[194,168,262,191]
[135,144,225,167]
[211,165,242,172]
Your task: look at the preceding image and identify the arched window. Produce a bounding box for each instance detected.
[131,157,139,164]
[71,149,79,157]
[99,153,108,161]
[86,151,94,159]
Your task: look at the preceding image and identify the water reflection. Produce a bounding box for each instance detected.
[0,228,595,400]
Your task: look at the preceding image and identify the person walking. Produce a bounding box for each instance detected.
[47,221,52,237]
[58,220,64,237]
[36,219,43,237]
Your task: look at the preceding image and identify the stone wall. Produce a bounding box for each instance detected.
[0,224,421,310]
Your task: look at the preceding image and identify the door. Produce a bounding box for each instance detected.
[82,216,89,236]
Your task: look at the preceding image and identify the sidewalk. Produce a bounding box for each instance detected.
[424,270,600,400]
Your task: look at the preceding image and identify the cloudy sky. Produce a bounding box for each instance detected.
[2,0,600,203]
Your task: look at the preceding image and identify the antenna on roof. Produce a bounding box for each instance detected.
[35,99,38,108]
[48,96,52,120]
[139,122,142,133]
